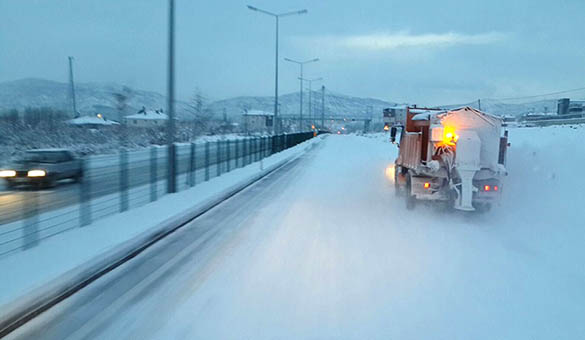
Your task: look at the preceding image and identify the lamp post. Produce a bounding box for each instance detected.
[284,57,319,131]
[247,5,308,135]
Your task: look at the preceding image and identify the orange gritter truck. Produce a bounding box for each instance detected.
[390,106,509,212]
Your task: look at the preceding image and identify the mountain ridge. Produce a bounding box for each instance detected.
[0,78,398,121]
[0,78,570,119]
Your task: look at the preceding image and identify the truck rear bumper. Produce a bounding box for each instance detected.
[410,176,449,200]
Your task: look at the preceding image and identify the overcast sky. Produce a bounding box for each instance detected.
[1,0,584,105]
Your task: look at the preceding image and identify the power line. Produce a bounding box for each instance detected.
[438,85,585,108]
[486,86,585,102]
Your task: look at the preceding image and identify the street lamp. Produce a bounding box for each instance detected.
[299,77,323,128]
[284,57,319,131]
[247,5,308,134]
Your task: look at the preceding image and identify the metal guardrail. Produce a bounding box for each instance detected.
[0,142,318,338]
[0,132,315,257]
[518,117,585,126]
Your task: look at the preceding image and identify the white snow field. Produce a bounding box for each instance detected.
[6,126,585,340]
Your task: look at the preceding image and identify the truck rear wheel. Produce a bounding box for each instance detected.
[474,203,492,213]
[405,174,416,210]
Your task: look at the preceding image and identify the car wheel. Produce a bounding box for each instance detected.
[41,177,57,189]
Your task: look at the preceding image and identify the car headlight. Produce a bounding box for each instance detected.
[0,170,16,177]
[27,169,46,177]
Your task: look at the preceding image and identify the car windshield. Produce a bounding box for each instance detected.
[19,152,59,163]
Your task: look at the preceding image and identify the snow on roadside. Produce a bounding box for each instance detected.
[0,136,323,308]
[489,125,585,286]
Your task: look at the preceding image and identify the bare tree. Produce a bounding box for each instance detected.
[187,88,214,137]
[113,86,132,147]
[240,103,251,135]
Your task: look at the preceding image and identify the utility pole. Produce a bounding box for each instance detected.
[167,0,176,193]
[274,17,279,134]
[68,56,78,118]
[308,81,311,126]
[297,63,304,130]
[247,6,308,135]
[244,110,249,136]
[478,99,481,111]
[321,85,325,129]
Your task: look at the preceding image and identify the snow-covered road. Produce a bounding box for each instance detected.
[8,130,585,339]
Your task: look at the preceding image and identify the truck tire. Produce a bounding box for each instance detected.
[405,174,416,210]
[474,203,492,213]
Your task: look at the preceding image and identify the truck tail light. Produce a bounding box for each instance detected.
[484,185,491,191]
[494,185,499,191]
[423,182,431,189]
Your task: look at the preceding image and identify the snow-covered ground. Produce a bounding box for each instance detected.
[4,125,585,339]
[151,127,585,339]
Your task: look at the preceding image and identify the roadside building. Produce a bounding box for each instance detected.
[66,114,119,128]
[383,104,407,129]
[124,109,168,128]
[242,110,273,133]
[557,98,585,115]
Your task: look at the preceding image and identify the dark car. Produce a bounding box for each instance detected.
[0,149,83,188]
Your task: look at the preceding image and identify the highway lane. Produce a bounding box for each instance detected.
[0,143,265,226]
[5,139,315,340]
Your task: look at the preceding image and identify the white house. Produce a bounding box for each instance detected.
[242,109,274,133]
[125,109,168,128]
[67,115,120,128]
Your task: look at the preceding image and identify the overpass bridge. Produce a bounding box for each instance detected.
[278,114,374,132]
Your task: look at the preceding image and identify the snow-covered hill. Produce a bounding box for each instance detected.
[208,91,397,121]
[0,78,188,119]
[443,98,564,116]
[0,79,395,121]
[2,78,575,119]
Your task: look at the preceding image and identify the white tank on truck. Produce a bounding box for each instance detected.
[390,106,509,212]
